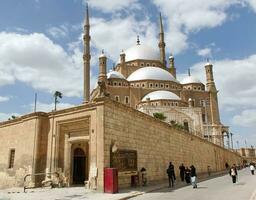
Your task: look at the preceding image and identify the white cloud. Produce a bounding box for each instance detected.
[197,48,212,57]
[247,0,256,12]
[90,16,158,62]
[0,96,10,103]
[47,25,68,39]
[189,54,256,111]
[85,0,140,13]
[151,0,242,53]
[232,109,256,127]
[0,32,85,97]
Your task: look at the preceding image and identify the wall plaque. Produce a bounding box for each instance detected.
[111,149,137,171]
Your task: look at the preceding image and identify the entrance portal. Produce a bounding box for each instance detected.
[73,148,86,184]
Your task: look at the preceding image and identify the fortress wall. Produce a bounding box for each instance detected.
[103,99,241,188]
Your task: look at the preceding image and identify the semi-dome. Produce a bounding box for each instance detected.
[127,66,178,82]
[181,76,202,84]
[122,44,160,62]
[107,70,126,79]
[142,90,181,101]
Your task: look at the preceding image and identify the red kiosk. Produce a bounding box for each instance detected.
[104,168,118,193]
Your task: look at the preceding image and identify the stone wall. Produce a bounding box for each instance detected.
[103,99,242,188]
[0,113,48,188]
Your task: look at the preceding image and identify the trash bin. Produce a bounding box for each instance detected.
[131,175,139,187]
[104,168,118,193]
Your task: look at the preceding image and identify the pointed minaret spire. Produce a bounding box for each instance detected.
[188,68,191,76]
[83,3,91,102]
[137,35,140,45]
[158,13,166,68]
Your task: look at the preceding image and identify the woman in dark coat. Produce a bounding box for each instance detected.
[184,167,191,184]
[190,165,197,188]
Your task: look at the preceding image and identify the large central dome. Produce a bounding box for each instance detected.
[127,66,178,82]
[124,44,160,62]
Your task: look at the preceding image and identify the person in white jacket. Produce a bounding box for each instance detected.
[249,163,255,175]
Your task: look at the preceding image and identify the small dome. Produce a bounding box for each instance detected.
[181,76,202,84]
[122,44,159,62]
[127,67,178,82]
[107,70,126,79]
[142,90,181,101]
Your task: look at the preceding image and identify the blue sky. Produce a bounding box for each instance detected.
[0,0,256,147]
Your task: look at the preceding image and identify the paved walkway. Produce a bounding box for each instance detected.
[0,168,255,200]
[132,168,256,200]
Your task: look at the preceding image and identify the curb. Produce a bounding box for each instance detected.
[117,171,229,200]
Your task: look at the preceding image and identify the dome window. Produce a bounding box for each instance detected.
[149,83,153,88]
[155,83,158,88]
[146,63,150,66]
[119,82,122,86]
[165,84,169,88]
[140,63,144,66]
[114,82,117,86]
[160,84,164,88]
[142,84,145,87]
[198,87,201,90]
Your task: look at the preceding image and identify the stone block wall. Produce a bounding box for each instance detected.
[103,99,241,188]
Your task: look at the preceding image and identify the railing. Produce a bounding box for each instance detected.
[23,172,59,193]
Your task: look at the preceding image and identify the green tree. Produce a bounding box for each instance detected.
[54,91,62,111]
[153,112,167,121]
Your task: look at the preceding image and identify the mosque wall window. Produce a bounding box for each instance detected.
[193,87,197,90]
[125,96,129,104]
[118,82,122,86]
[160,83,164,88]
[131,83,134,87]
[202,114,206,123]
[183,121,189,132]
[149,83,153,88]
[152,63,156,66]
[8,149,15,168]
[146,63,150,66]
[140,63,144,66]
[188,87,191,90]
[165,84,169,88]
[113,82,117,86]
[142,83,145,87]
[198,87,201,90]
[115,96,120,102]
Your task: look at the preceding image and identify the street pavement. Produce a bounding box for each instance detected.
[0,168,255,200]
[132,168,256,200]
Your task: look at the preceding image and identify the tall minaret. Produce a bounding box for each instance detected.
[169,54,176,78]
[83,4,91,102]
[205,61,220,125]
[158,13,166,68]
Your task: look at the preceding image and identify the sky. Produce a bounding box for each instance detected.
[0,0,256,148]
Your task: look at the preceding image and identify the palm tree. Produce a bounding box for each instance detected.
[54,91,62,111]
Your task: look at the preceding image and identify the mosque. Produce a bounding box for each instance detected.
[89,14,228,146]
[0,6,239,190]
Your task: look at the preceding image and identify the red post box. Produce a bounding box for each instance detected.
[104,168,118,193]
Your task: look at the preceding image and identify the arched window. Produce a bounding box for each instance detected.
[183,121,189,132]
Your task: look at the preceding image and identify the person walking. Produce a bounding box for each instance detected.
[190,165,197,188]
[184,167,191,184]
[166,162,176,188]
[249,163,255,175]
[229,164,238,183]
[179,163,185,182]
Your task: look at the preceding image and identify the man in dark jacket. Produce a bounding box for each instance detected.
[179,163,185,182]
[167,162,176,187]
